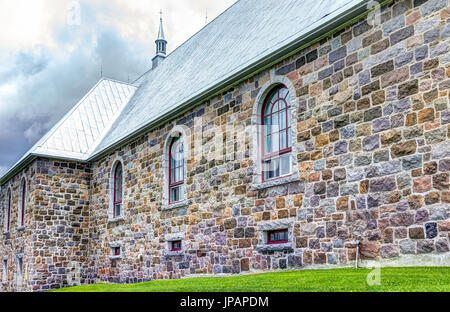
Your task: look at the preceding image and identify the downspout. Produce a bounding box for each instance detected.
[355,240,360,268]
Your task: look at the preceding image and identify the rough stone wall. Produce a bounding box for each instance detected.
[1,0,449,291]
[0,161,37,292]
[0,158,91,291]
[86,0,450,284]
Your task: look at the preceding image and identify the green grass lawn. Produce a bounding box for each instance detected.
[53,267,450,292]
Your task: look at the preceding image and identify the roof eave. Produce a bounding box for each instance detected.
[88,0,373,162]
[0,153,91,186]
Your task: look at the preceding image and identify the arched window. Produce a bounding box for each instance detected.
[261,85,292,181]
[169,136,185,204]
[5,189,11,232]
[113,162,123,218]
[20,179,26,227]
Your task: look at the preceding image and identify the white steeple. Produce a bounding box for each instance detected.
[152,10,167,69]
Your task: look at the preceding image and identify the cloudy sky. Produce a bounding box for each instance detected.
[0,0,236,177]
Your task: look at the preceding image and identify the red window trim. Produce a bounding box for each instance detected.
[169,137,184,205]
[21,180,26,227]
[261,86,292,183]
[113,163,122,218]
[171,240,182,251]
[267,229,289,245]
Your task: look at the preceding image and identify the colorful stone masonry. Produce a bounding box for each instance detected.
[1,0,449,291]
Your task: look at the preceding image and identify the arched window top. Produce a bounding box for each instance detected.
[263,86,290,113]
[261,85,292,182]
[112,161,123,218]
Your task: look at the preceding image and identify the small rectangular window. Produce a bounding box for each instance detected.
[267,229,288,245]
[113,247,121,256]
[171,240,182,251]
[2,260,7,283]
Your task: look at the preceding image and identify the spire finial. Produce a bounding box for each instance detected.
[153,9,167,68]
[157,9,166,41]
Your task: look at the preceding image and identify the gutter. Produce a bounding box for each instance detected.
[88,0,381,162]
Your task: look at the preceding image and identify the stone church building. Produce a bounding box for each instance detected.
[1,0,449,291]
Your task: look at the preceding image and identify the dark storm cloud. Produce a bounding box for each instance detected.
[0,3,151,177]
[0,0,235,178]
[0,50,49,84]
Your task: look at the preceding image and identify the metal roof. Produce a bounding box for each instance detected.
[34,78,137,160]
[1,0,369,184]
[92,0,367,156]
[0,78,136,184]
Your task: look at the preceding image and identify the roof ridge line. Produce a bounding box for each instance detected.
[100,76,139,88]
[85,81,137,156]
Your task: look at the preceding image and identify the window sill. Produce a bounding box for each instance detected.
[251,175,300,191]
[162,199,189,211]
[164,250,184,257]
[256,243,293,252]
[108,216,125,224]
[109,255,122,260]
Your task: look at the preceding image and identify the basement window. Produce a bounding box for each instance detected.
[171,240,182,251]
[267,229,288,245]
[113,247,121,257]
[256,218,294,252]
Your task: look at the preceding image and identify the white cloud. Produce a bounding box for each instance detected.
[0,0,236,174]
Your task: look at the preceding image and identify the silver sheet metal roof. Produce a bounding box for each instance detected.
[1,78,136,182]
[1,0,369,184]
[33,78,137,160]
[92,0,367,156]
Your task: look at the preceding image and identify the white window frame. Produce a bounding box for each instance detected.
[162,126,190,210]
[108,157,125,223]
[256,218,295,252]
[4,187,12,234]
[250,73,300,190]
[164,233,185,256]
[109,242,123,260]
[18,177,27,230]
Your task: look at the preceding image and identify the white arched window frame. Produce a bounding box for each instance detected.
[18,177,26,229]
[251,73,300,188]
[4,188,12,233]
[162,125,190,210]
[109,158,125,221]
